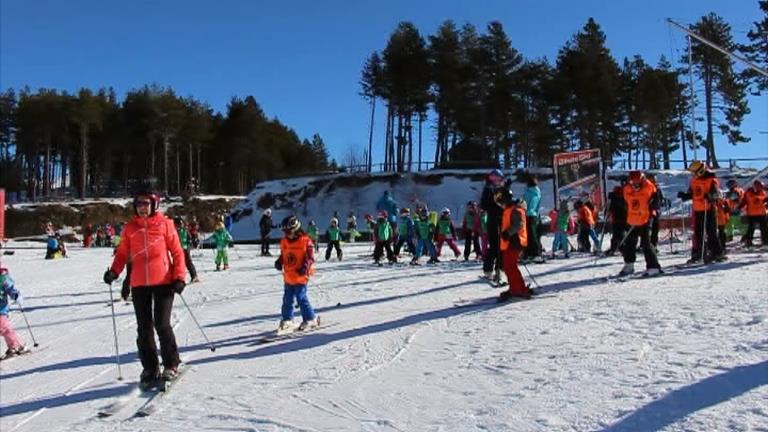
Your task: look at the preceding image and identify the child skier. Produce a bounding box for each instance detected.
[213,222,233,271]
[461,201,482,261]
[575,200,599,253]
[174,216,199,283]
[0,268,29,359]
[619,171,662,276]
[346,211,359,243]
[325,218,343,261]
[412,208,438,264]
[551,200,573,259]
[497,191,534,301]
[715,198,731,253]
[435,208,461,259]
[373,211,396,265]
[677,160,725,263]
[394,208,415,257]
[307,220,320,252]
[274,216,318,334]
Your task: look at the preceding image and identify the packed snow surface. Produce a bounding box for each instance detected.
[0,237,766,431]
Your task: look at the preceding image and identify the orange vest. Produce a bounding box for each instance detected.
[690,176,719,211]
[500,206,527,251]
[578,206,595,226]
[715,199,730,226]
[279,235,314,285]
[623,180,656,226]
[742,188,767,217]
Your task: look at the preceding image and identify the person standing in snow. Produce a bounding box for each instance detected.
[346,211,359,243]
[677,161,725,263]
[103,187,186,386]
[0,267,30,359]
[435,208,461,259]
[550,200,573,259]
[715,197,731,253]
[606,184,628,256]
[376,191,399,235]
[739,180,768,247]
[212,222,233,271]
[394,208,415,257]
[461,201,482,261]
[480,169,505,279]
[521,173,543,262]
[412,207,438,264]
[619,171,662,276]
[259,208,276,256]
[575,200,599,253]
[174,216,199,283]
[188,216,200,249]
[647,174,664,250]
[373,211,397,264]
[274,216,318,333]
[325,218,343,261]
[307,220,320,252]
[497,190,534,301]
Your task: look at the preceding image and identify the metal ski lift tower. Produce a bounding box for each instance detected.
[667,18,768,163]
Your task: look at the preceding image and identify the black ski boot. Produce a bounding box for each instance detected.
[139,368,160,391]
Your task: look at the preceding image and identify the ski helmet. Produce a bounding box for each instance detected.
[133,188,161,216]
[173,216,184,225]
[441,207,450,216]
[726,179,738,189]
[688,160,706,176]
[309,220,316,226]
[377,210,388,219]
[264,208,272,217]
[629,170,645,186]
[755,180,765,191]
[281,215,301,233]
[400,207,410,215]
[330,218,338,225]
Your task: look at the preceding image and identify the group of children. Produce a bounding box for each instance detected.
[301,202,491,267]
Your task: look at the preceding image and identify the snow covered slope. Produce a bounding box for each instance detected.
[0,236,766,431]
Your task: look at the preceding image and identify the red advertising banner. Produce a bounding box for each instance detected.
[0,188,5,240]
[553,150,605,213]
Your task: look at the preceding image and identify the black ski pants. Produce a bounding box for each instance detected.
[374,240,395,262]
[523,216,541,259]
[325,240,342,260]
[260,232,271,255]
[622,223,660,269]
[743,215,768,246]
[482,221,501,273]
[131,285,180,372]
[692,210,722,260]
[183,249,197,280]
[463,231,482,260]
[609,221,628,254]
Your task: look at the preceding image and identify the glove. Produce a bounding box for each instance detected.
[172,280,186,295]
[274,258,283,271]
[298,263,308,276]
[121,285,131,301]
[103,270,118,284]
[10,292,18,302]
[228,241,234,248]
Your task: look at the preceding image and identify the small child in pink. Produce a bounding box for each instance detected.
[0,267,27,359]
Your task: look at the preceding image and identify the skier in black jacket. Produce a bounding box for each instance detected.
[259,208,276,256]
[480,169,506,280]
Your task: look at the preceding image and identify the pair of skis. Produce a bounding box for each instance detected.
[96,366,189,419]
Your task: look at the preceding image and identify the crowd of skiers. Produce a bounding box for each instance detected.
[2,164,766,386]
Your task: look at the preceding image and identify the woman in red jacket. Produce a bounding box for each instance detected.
[103,188,187,389]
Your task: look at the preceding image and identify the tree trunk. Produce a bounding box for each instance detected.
[188,142,194,190]
[367,97,376,172]
[150,135,156,178]
[407,114,413,172]
[80,123,88,199]
[418,115,423,171]
[163,134,170,193]
[176,143,181,195]
[434,114,443,167]
[43,138,51,198]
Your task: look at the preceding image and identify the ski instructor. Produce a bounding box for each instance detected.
[103,186,187,388]
[481,169,505,280]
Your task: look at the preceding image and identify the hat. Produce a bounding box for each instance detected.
[688,160,707,176]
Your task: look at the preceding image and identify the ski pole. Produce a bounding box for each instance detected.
[178,294,216,352]
[521,262,542,290]
[106,281,123,381]
[17,303,39,347]
[701,206,708,262]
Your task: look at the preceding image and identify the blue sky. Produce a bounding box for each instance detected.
[1,0,765,167]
